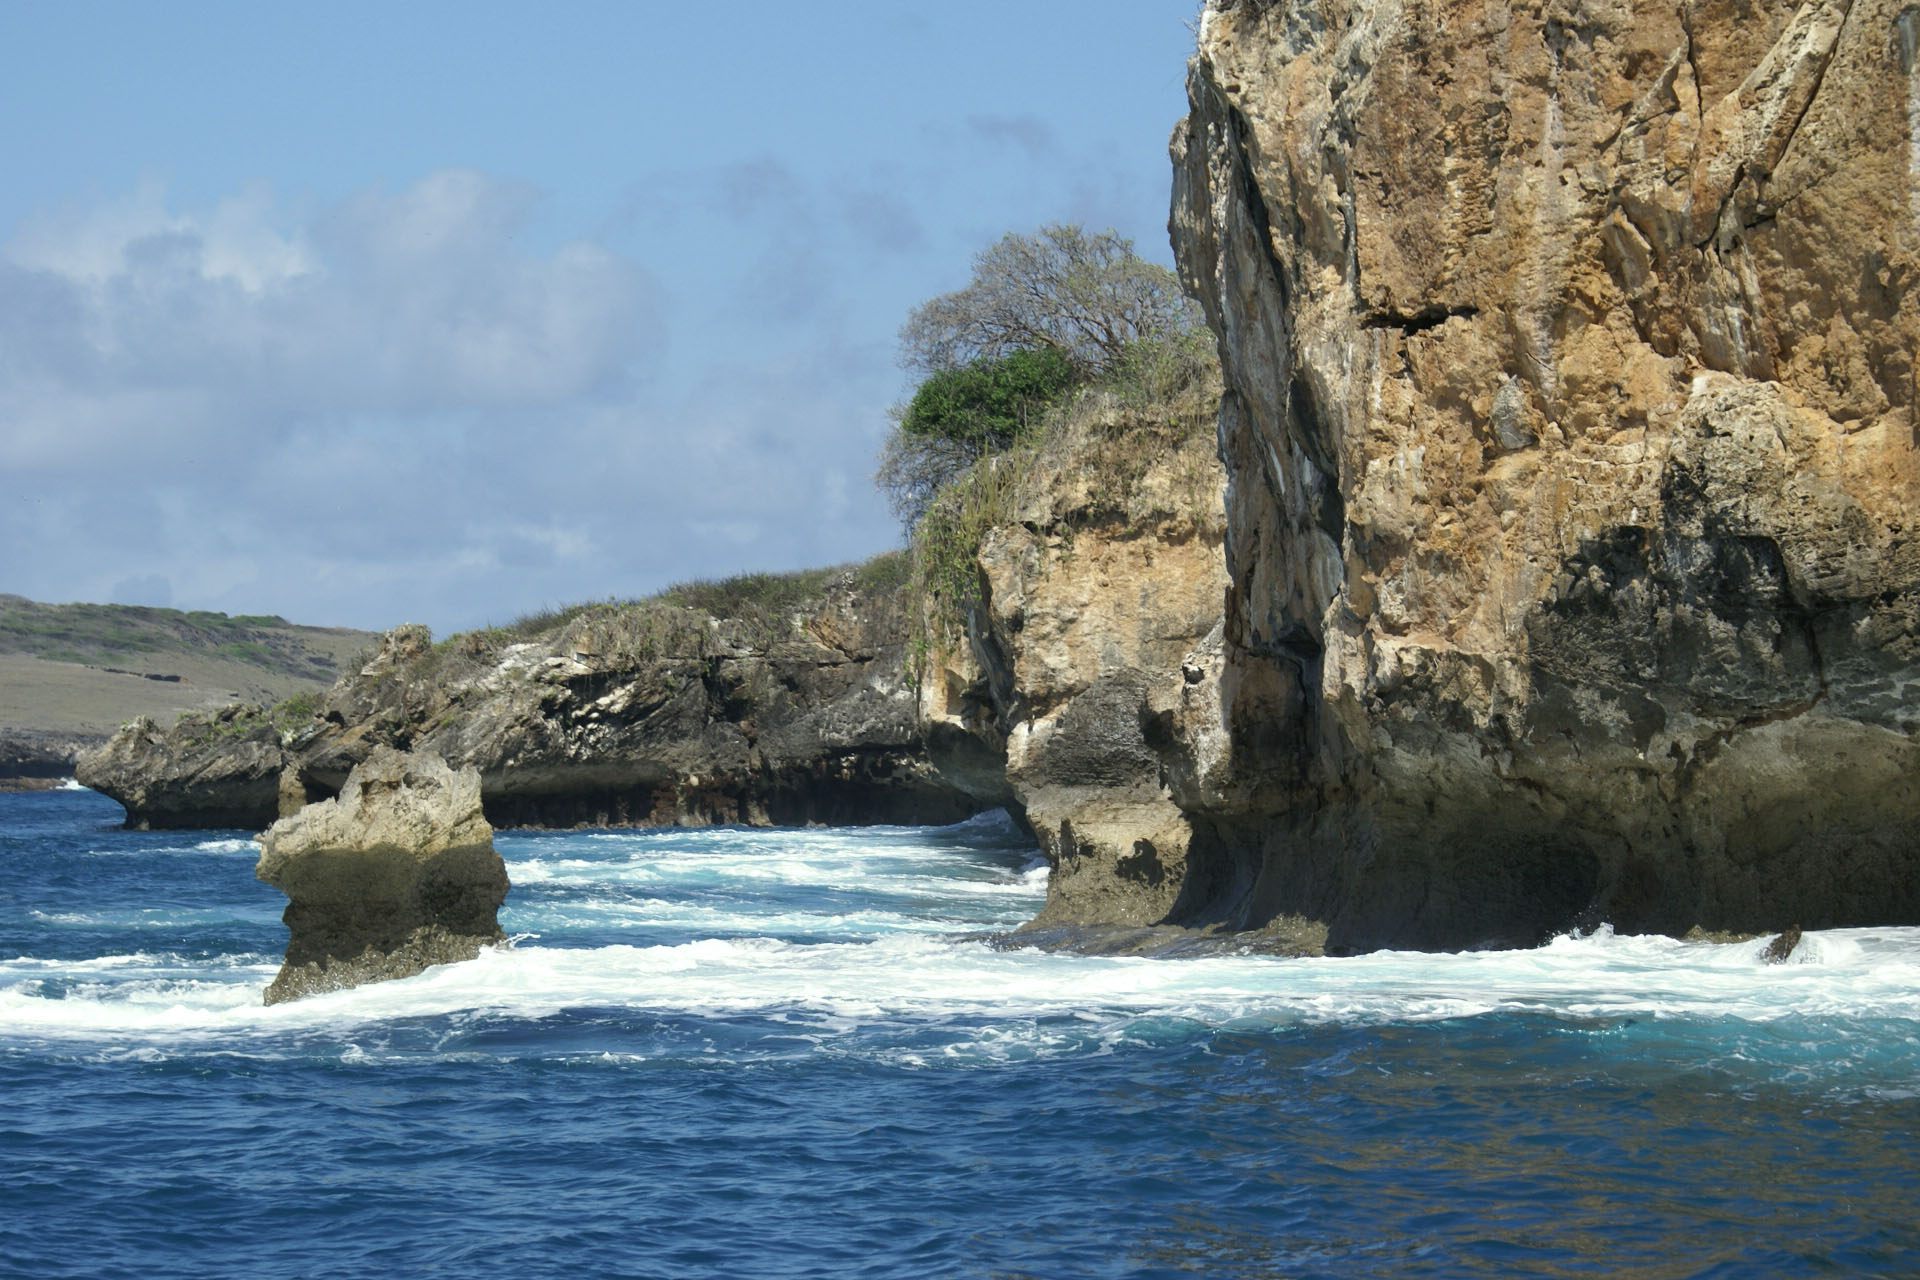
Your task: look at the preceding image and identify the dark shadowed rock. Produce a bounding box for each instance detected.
[1762,926,1804,965]
[76,707,285,828]
[0,728,105,790]
[81,563,982,832]
[255,746,508,1004]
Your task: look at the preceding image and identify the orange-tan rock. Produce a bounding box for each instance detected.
[917,385,1249,936]
[1158,0,1920,949]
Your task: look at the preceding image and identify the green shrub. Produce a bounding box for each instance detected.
[898,346,1078,455]
[272,691,322,733]
[899,328,1224,660]
[907,448,1034,650]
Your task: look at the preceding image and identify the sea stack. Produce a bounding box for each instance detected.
[255,745,509,1004]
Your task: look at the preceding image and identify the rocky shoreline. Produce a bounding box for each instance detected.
[0,729,102,790]
[79,561,983,834]
[67,0,1920,954]
[1150,0,1920,950]
[913,0,1919,953]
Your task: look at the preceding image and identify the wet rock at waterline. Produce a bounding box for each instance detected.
[255,746,508,1004]
[1762,926,1804,965]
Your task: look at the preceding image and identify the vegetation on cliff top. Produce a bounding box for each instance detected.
[236,551,918,746]
[897,224,1201,379]
[458,553,912,650]
[135,224,1214,732]
[875,224,1220,654]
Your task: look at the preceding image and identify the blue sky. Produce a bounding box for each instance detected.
[0,1,1201,634]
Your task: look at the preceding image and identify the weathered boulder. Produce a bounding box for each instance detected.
[255,746,508,1004]
[1157,0,1920,950]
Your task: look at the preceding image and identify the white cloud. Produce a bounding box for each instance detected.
[0,169,658,451]
[0,172,907,633]
[6,180,314,290]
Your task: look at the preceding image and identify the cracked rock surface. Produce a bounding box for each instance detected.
[917,398,1242,940]
[1162,0,1920,950]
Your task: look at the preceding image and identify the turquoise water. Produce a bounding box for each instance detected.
[4,787,1918,1278]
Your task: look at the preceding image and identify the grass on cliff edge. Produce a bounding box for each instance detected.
[235,552,917,742]
[461,550,915,648]
[906,329,1222,653]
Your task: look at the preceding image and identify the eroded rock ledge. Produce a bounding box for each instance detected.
[81,566,981,832]
[1149,0,1920,950]
[256,747,508,1004]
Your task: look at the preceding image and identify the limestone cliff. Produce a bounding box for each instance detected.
[917,369,1277,943]
[1157,0,1920,949]
[77,704,287,827]
[82,563,980,831]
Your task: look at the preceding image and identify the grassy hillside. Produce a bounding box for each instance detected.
[0,597,379,751]
[0,596,370,679]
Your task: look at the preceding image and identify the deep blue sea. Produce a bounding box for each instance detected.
[3,787,1918,1279]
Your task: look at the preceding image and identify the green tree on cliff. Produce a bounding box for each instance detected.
[878,224,1201,525]
[899,223,1201,378]
[876,346,1077,525]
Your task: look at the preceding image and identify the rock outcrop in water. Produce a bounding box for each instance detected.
[913,371,1317,950]
[256,746,508,1004]
[76,706,286,826]
[1144,0,1920,950]
[81,562,981,832]
[0,729,103,791]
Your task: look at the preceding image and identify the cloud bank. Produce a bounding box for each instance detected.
[1,172,903,633]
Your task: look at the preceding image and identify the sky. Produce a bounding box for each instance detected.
[0,1,1203,635]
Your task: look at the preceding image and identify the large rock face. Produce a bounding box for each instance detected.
[918,383,1286,944]
[81,567,980,832]
[256,746,508,1004]
[76,706,285,827]
[1162,0,1920,950]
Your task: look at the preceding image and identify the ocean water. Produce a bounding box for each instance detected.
[3,789,1918,1279]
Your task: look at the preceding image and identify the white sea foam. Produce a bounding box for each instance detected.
[499,831,1044,938]
[29,906,270,929]
[82,835,259,858]
[5,926,1919,1055]
[8,820,1920,1067]
[192,837,257,854]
